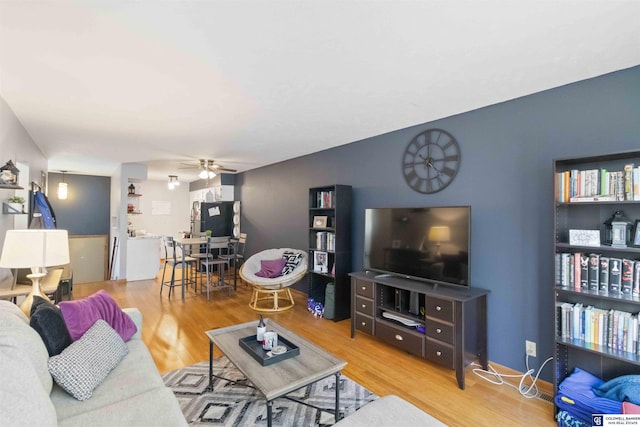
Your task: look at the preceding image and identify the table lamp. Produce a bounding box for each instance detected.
[428,226,450,259]
[0,229,70,316]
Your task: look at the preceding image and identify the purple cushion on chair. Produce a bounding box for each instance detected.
[255,258,287,278]
[59,290,137,342]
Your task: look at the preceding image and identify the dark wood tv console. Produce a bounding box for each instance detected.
[349,271,489,389]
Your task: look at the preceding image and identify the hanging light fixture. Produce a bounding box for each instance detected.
[198,160,217,180]
[168,175,180,190]
[58,171,68,200]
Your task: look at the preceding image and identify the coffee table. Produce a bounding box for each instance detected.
[205,320,347,427]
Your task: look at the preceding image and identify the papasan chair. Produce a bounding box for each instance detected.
[240,248,307,312]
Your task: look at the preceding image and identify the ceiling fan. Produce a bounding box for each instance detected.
[179,159,237,179]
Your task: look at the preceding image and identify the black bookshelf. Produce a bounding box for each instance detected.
[308,184,352,321]
[554,150,640,416]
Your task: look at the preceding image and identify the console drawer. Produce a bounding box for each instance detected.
[354,279,374,299]
[375,320,424,357]
[355,295,375,316]
[426,319,454,345]
[355,313,374,335]
[425,338,454,369]
[425,297,453,322]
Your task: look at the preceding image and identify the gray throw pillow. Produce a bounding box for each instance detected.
[48,319,128,401]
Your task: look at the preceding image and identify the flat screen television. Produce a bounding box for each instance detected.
[363,206,471,287]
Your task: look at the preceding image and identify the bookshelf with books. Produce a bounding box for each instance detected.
[554,150,640,414]
[308,185,352,321]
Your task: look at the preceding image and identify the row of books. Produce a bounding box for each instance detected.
[555,252,640,296]
[315,231,335,252]
[557,301,639,354]
[555,164,640,202]
[315,190,335,208]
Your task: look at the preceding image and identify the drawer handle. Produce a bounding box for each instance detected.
[361,286,367,291]
[394,334,404,341]
[361,304,367,308]
[361,321,367,326]
[436,306,442,311]
[436,328,442,334]
[436,351,442,357]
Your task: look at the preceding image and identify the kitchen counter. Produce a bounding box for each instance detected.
[126,235,161,281]
[128,234,161,240]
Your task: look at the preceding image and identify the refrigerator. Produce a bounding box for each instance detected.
[198,202,234,237]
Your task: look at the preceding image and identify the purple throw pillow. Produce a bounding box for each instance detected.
[59,290,137,342]
[255,258,287,278]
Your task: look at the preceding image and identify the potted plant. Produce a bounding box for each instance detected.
[5,195,25,214]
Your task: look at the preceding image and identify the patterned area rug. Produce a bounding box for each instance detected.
[162,358,377,426]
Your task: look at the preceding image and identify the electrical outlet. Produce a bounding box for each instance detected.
[526,340,537,357]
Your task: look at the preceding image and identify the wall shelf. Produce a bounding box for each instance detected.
[0,184,23,190]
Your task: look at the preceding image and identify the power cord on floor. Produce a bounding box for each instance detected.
[471,355,553,399]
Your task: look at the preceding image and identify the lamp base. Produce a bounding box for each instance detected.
[19,273,49,317]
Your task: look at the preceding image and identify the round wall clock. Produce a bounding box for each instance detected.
[402,128,461,194]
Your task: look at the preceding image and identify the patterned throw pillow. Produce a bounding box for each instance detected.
[281,251,303,275]
[48,319,128,401]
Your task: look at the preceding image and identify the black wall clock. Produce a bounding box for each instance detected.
[402,128,461,194]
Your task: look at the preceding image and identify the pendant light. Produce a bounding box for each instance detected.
[58,171,68,200]
[168,175,180,190]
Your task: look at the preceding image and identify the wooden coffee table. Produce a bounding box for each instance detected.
[205,320,347,427]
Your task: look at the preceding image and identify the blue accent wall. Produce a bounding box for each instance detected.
[237,65,640,380]
[47,173,110,236]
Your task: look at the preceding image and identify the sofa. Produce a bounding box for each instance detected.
[0,300,187,427]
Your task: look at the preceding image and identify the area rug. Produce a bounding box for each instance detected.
[162,358,377,426]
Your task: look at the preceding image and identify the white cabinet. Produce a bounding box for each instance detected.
[126,236,161,281]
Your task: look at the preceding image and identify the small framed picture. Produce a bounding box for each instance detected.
[633,220,640,246]
[314,251,328,273]
[313,215,328,228]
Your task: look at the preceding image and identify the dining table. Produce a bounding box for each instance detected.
[174,236,230,300]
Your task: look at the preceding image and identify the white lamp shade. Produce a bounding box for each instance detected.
[0,229,70,269]
[428,226,451,242]
[58,182,68,199]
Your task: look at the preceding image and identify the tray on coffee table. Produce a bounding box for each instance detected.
[239,334,300,366]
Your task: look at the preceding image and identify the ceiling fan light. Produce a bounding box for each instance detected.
[208,171,216,179]
[198,169,209,179]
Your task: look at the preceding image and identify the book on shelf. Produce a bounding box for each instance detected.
[315,190,335,209]
[580,254,589,290]
[588,254,600,291]
[625,163,635,201]
[315,231,335,252]
[609,258,622,293]
[556,251,640,296]
[558,301,639,353]
[634,261,640,297]
[599,256,610,292]
[556,164,640,202]
[621,259,635,295]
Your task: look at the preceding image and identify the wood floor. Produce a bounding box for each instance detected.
[71,273,556,427]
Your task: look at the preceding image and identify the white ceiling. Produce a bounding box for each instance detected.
[1,1,639,182]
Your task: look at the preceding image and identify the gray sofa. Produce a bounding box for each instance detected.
[0,300,187,427]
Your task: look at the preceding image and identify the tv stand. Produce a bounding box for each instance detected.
[349,271,489,390]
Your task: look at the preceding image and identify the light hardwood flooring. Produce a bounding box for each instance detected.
[71,272,556,427]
